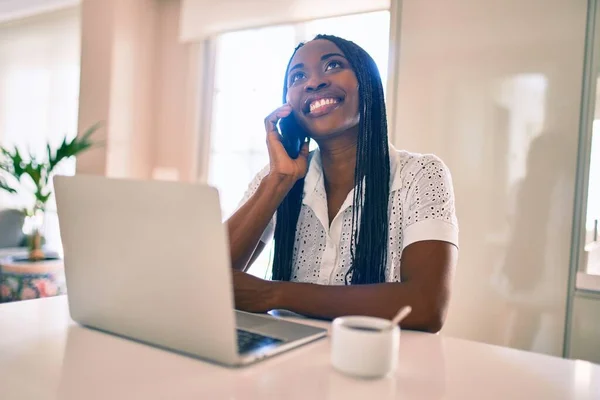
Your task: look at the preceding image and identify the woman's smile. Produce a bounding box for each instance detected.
[285,40,360,137]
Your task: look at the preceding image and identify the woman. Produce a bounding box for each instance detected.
[227,35,458,332]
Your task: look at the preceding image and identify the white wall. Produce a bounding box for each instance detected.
[0,0,79,23]
[179,0,390,40]
[77,0,159,179]
[394,0,587,356]
[77,0,199,182]
[154,0,202,182]
[109,0,158,179]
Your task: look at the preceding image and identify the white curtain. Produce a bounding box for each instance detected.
[180,0,390,40]
[0,7,81,250]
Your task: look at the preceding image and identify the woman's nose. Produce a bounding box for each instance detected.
[305,78,330,92]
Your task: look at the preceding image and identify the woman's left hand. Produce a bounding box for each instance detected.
[232,270,280,313]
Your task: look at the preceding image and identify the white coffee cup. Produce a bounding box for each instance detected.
[330,316,400,379]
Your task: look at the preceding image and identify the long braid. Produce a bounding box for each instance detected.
[272,36,390,285]
[271,43,305,281]
[318,35,389,284]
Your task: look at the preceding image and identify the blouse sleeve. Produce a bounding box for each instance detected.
[401,155,459,250]
[236,165,275,243]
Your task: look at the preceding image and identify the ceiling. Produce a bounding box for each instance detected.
[0,0,79,23]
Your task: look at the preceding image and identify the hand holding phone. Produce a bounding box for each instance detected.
[277,113,307,159]
[263,104,310,186]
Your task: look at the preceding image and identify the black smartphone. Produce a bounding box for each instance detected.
[277,113,306,159]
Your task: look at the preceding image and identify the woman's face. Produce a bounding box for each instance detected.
[286,40,360,138]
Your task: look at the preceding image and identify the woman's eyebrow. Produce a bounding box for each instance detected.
[289,53,346,72]
[289,63,304,72]
[321,53,346,61]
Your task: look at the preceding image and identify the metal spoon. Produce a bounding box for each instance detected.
[388,305,412,330]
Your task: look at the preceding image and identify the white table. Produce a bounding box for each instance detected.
[1,297,599,400]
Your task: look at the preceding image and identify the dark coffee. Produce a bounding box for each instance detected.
[346,325,382,332]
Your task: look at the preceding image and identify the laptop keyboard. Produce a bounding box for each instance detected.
[236,329,283,354]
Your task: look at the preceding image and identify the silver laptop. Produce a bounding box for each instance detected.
[54,175,327,367]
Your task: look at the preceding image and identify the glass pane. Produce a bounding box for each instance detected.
[209,150,269,219]
[209,25,297,278]
[211,25,296,154]
[303,11,391,89]
[583,75,600,275]
[587,119,599,243]
[0,13,80,253]
[395,0,586,355]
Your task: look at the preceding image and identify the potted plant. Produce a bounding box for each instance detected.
[0,123,101,262]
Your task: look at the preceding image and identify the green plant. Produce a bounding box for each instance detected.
[0,123,101,260]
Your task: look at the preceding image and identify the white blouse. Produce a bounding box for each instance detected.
[239,144,459,284]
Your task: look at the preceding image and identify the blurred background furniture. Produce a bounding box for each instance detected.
[0,257,65,303]
[0,209,65,302]
[0,209,25,249]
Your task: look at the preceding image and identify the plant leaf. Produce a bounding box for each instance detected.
[80,122,102,142]
[47,143,53,164]
[48,123,101,173]
[0,177,17,194]
[0,122,101,209]
[0,147,26,181]
[13,148,25,178]
[35,190,51,205]
[23,163,42,187]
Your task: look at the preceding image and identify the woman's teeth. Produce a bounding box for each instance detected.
[309,98,339,113]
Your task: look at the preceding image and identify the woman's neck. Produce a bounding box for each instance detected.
[316,127,358,193]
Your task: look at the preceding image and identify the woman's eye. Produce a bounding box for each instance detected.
[291,72,306,83]
[325,61,343,71]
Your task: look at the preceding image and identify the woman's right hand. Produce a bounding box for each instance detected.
[264,104,310,189]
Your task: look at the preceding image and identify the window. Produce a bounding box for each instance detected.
[587,118,599,247]
[582,92,600,276]
[207,11,390,278]
[581,63,600,277]
[0,8,81,251]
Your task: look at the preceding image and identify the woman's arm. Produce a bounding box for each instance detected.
[227,104,310,271]
[233,240,457,333]
[228,176,289,271]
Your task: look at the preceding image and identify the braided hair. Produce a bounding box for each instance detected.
[271,34,390,285]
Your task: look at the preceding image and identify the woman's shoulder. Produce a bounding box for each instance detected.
[390,145,448,168]
[389,145,453,191]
